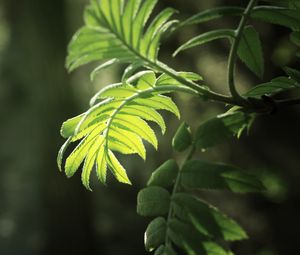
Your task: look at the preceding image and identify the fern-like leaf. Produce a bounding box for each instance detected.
[57,72,199,190]
[67,0,177,73]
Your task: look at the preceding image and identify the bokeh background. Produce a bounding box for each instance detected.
[1,0,300,254]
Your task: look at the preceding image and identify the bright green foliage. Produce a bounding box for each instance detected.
[137,186,170,216]
[66,0,177,73]
[238,26,264,78]
[58,72,184,189]
[59,0,300,254]
[180,160,265,193]
[147,160,179,188]
[195,110,255,149]
[172,122,192,152]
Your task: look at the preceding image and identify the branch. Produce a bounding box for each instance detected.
[276,98,300,108]
[164,144,196,249]
[227,0,258,102]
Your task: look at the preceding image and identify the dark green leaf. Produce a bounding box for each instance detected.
[147,160,179,188]
[168,219,229,255]
[238,26,264,78]
[245,76,299,97]
[154,245,177,255]
[195,111,254,149]
[172,122,192,152]
[180,160,265,193]
[173,29,235,56]
[179,6,244,26]
[137,186,170,216]
[173,193,248,241]
[252,6,300,30]
[283,67,300,83]
[145,217,167,252]
[290,31,300,46]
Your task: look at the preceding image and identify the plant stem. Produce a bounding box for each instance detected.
[153,61,241,106]
[227,0,257,102]
[103,11,241,107]
[276,98,300,108]
[164,144,196,248]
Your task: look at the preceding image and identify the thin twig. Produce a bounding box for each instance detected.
[227,0,258,102]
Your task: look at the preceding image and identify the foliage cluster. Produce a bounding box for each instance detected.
[58,0,300,254]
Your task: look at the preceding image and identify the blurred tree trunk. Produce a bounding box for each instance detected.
[1,0,99,254]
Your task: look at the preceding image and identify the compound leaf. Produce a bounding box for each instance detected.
[58,73,183,189]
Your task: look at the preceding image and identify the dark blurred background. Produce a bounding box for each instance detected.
[0,0,300,254]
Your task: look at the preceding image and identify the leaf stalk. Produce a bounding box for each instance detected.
[227,0,258,103]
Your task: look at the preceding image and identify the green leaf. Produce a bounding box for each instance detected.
[59,72,183,188]
[64,126,104,178]
[180,160,265,193]
[155,245,178,255]
[57,137,72,171]
[107,150,132,185]
[132,95,180,118]
[67,0,176,72]
[144,217,167,252]
[137,186,170,216]
[113,115,158,149]
[290,31,300,46]
[120,105,166,134]
[95,146,107,183]
[195,111,255,149]
[82,136,104,190]
[173,29,235,56]
[245,76,299,97]
[283,67,300,83]
[238,26,264,78]
[172,122,192,152]
[156,72,203,86]
[136,71,156,89]
[147,160,179,188]
[168,219,229,255]
[173,193,248,241]
[60,114,84,138]
[90,59,119,81]
[251,6,300,30]
[179,6,244,27]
